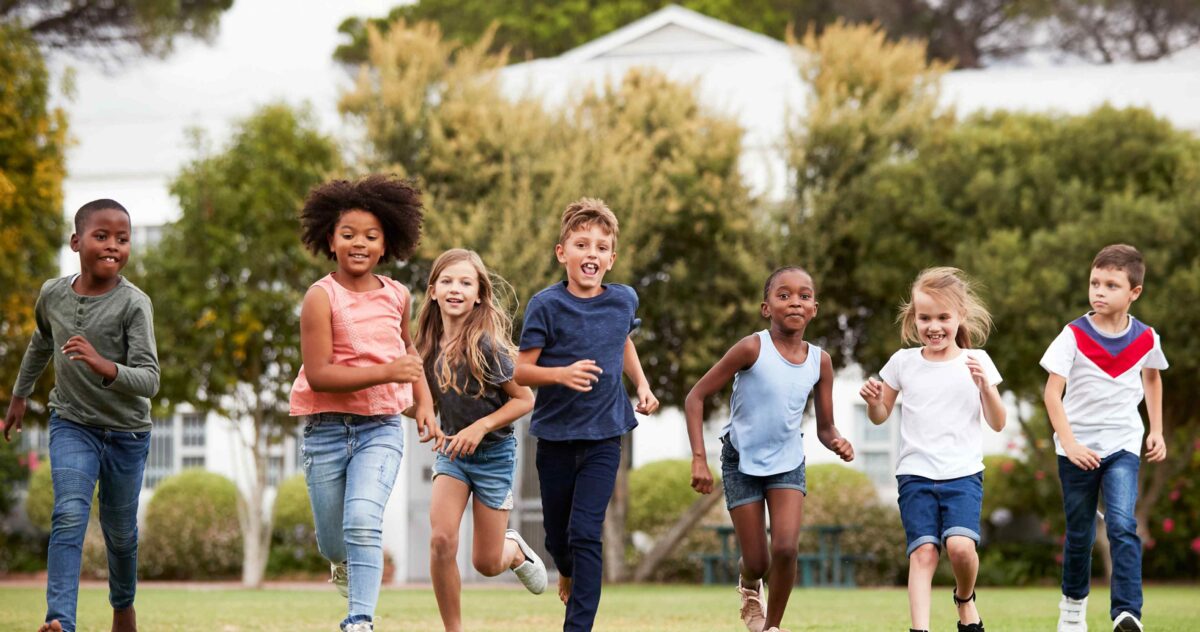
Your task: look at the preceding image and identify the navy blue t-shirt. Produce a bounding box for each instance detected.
[519,282,640,440]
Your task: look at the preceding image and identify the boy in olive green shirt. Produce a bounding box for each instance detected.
[4,199,159,632]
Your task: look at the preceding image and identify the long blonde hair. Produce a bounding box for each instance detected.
[415,249,518,397]
[898,267,993,349]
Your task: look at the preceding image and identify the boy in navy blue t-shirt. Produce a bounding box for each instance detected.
[516,198,658,631]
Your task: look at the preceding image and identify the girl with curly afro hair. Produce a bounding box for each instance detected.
[289,174,440,632]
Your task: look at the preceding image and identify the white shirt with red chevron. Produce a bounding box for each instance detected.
[1040,313,1169,459]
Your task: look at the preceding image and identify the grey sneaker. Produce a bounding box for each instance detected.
[738,579,767,632]
[330,562,349,598]
[505,529,548,594]
[1058,595,1088,632]
[342,622,373,632]
[1113,612,1143,632]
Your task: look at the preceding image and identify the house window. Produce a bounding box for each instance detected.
[182,456,205,469]
[144,417,175,488]
[267,456,285,486]
[856,404,894,487]
[181,413,205,447]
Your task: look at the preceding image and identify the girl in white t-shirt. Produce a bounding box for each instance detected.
[859,267,1006,632]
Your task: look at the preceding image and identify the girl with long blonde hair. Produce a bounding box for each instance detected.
[415,249,546,632]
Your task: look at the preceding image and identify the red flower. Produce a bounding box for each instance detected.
[1162,518,1175,534]
[1169,489,1181,502]
[1191,538,1200,555]
[1035,470,1046,480]
[1055,553,1064,565]
[1001,461,1015,474]
[1145,538,1156,550]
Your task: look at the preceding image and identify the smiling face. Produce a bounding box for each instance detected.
[913,290,962,353]
[555,223,616,297]
[761,270,818,332]
[430,259,481,321]
[328,210,385,277]
[1089,266,1141,318]
[70,208,131,282]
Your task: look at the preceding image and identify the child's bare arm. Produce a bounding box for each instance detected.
[815,351,854,461]
[683,335,759,493]
[1045,373,1100,470]
[300,287,422,392]
[858,378,898,423]
[1143,368,1166,462]
[442,380,534,460]
[401,301,437,443]
[623,337,658,414]
[514,348,601,391]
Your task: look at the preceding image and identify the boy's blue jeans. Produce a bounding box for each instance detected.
[46,412,150,632]
[302,414,404,628]
[1058,449,1142,620]
[536,436,621,632]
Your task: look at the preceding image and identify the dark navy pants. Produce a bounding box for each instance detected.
[536,436,621,632]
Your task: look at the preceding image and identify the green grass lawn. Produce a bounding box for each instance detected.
[0,584,1197,631]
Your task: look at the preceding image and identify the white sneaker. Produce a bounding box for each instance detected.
[343,622,373,632]
[330,562,349,598]
[1113,612,1143,632]
[1058,594,1088,632]
[505,529,548,594]
[737,579,767,632]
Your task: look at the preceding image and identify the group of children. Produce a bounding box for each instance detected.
[2,174,1167,632]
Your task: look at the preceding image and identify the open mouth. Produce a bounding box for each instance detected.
[926,332,946,342]
[444,297,464,306]
[581,262,600,276]
[99,256,119,263]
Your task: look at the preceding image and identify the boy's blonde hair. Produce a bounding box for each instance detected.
[415,249,518,397]
[559,197,619,245]
[899,267,993,349]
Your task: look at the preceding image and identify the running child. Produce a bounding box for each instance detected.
[1042,245,1167,632]
[4,199,159,632]
[415,248,547,632]
[859,267,1006,632]
[515,198,659,632]
[685,265,854,632]
[289,175,437,632]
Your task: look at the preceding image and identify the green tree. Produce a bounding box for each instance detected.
[3,0,233,60]
[340,20,764,580]
[335,1,1192,70]
[0,27,68,407]
[130,104,338,587]
[788,22,1200,574]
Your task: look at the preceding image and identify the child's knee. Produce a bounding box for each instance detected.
[945,537,976,563]
[471,551,507,577]
[909,543,939,568]
[429,529,458,559]
[769,541,798,563]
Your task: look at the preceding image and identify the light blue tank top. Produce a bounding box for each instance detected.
[722,330,821,476]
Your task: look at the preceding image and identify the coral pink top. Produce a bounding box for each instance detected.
[289,273,415,416]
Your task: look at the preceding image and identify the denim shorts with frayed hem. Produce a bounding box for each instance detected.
[433,434,517,510]
[720,435,807,510]
[896,472,983,557]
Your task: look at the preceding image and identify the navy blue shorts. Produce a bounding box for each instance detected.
[720,436,806,510]
[896,472,983,556]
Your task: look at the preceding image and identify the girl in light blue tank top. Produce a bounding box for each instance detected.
[683,266,856,632]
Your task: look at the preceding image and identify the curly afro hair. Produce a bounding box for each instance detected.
[300,174,423,263]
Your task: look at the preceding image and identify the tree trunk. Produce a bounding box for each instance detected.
[603,433,632,582]
[237,409,274,588]
[632,489,724,582]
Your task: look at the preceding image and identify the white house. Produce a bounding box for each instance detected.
[35,3,1199,583]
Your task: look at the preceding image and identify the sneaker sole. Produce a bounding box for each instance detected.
[506,529,547,594]
[1114,620,1142,632]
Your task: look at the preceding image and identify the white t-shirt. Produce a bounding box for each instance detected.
[879,347,1003,480]
[1039,313,1168,459]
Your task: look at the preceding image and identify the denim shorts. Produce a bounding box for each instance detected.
[720,435,807,510]
[896,472,984,556]
[433,435,517,510]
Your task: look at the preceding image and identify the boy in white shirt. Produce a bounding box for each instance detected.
[1041,244,1168,632]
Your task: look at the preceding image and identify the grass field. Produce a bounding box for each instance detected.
[0,583,1197,631]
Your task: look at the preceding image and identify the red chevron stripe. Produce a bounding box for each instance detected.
[1069,325,1155,378]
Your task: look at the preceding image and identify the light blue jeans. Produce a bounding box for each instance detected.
[46,412,150,632]
[303,413,404,628]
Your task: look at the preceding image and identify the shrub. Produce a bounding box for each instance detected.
[139,469,242,579]
[802,463,907,586]
[267,474,325,577]
[628,458,724,582]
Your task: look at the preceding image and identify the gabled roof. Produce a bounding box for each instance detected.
[557,4,791,62]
